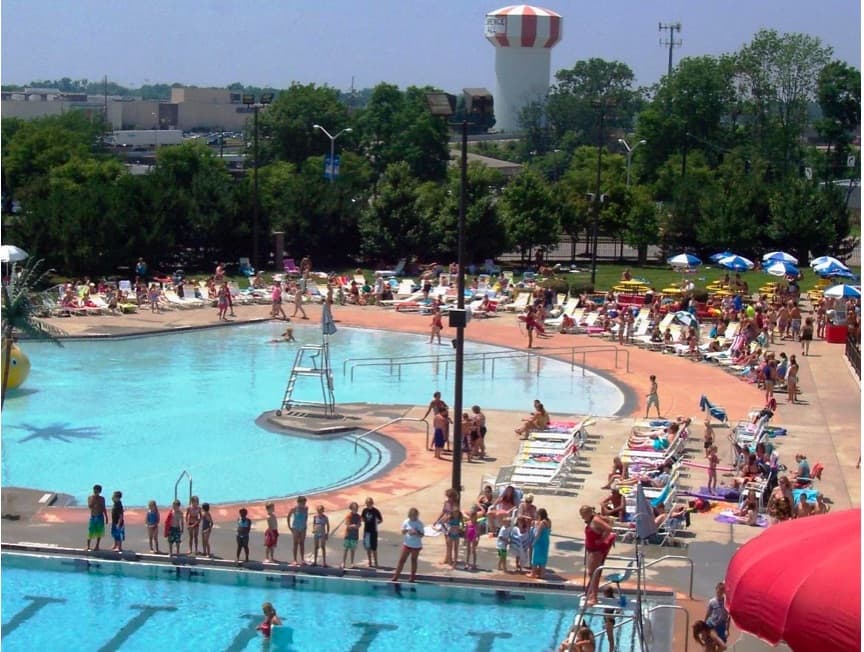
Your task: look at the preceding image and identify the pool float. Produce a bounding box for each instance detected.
[1,343,30,390]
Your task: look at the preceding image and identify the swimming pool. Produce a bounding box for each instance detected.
[0,552,590,651]
[1,323,624,506]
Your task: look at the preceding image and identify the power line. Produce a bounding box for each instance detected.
[658,22,682,78]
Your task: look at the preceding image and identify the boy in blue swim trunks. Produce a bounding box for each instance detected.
[86,484,108,551]
[236,508,252,564]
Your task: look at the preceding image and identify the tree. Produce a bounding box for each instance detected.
[358,162,427,262]
[622,186,660,264]
[735,29,833,173]
[815,61,861,179]
[636,55,737,182]
[2,259,63,407]
[499,169,559,262]
[353,84,450,183]
[767,179,850,264]
[257,83,350,167]
[546,59,643,146]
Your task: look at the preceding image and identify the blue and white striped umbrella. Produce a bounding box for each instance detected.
[667,253,702,268]
[710,250,735,263]
[814,261,854,278]
[810,255,846,269]
[762,251,799,265]
[823,284,861,299]
[764,260,799,277]
[717,254,755,272]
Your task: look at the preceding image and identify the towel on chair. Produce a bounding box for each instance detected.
[699,395,728,423]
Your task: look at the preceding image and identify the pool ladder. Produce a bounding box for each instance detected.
[174,470,192,504]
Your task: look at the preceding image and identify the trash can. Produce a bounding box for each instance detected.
[825,323,848,344]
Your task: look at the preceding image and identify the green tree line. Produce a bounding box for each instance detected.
[1,28,859,277]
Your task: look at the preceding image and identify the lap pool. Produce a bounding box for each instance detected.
[1,323,624,506]
[1,553,651,652]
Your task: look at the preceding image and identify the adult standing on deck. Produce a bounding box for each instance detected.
[86,484,108,551]
[645,375,660,419]
[421,391,448,422]
[580,505,616,604]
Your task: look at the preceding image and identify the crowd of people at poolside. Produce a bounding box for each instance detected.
[81,481,555,582]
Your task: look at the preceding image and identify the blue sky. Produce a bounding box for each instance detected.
[2,0,860,92]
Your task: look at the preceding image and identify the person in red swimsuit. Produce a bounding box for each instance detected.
[256,602,282,638]
[580,505,616,605]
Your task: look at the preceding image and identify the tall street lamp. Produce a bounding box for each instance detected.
[243,93,274,270]
[618,138,646,188]
[425,92,468,495]
[313,125,353,183]
[590,98,616,287]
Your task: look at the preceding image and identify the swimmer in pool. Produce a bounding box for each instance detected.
[270,324,295,342]
[256,602,283,638]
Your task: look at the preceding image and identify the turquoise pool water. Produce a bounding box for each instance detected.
[1,323,624,506]
[1,553,594,651]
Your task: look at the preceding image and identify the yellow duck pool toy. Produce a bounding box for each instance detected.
[1,343,31,390]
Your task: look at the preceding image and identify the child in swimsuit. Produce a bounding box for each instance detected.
[110,491,125,552]
[201,503,213,557]
[186,496,202,556]
[165,500,184,556]
[146,500,160,553]
[464,509,479,570]
[446,508,464,569]
[287,496,309,565]
[264,502,279,563]
[256,602,283,639]
[236,508,252,564]
[312,505,330,567]
[341,502,361,569]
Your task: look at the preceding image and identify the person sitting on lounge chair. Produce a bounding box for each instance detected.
[515,401,550,439]
[600,487,627,520]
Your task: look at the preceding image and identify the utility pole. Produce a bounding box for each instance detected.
[658,22,682,77]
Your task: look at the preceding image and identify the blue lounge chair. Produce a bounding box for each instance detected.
[699,395,728,423]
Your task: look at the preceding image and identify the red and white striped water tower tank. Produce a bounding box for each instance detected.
[485,5,562,133]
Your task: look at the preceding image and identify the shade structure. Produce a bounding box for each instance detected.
[725,508,860,651]
[671,310,698,327]
[667,253,701,268]
[0,245,28,263]
[717,254,754,272]
[810,255,845,269]
[814,261,855,278]
[823,284,861,299]
[764,260,799,277]
[709,250,735,263]
[762,251,799,265]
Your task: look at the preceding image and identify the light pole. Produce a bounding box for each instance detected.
[590,98,616,287]
[313,125,353,183]
[152,111,159,149]
[618,138,646,188]
[425,92,469,495]
[243,93,274,270]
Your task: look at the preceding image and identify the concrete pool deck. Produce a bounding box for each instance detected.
[2,299,860,651]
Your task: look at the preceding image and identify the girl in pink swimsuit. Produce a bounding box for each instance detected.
[464,509,480,570]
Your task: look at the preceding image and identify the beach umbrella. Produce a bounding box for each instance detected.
[810,255,846,269]
[671,311,698,328]
[709,250,735,263]
[717,254,754,272]
[0,245,28,263]
[725,508,860,651]
[814,261,854,278]
[764,260,799,277]
[666,253,701,268]
[823,284,861,299]
[762,251,798,265]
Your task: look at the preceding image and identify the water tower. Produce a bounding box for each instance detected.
[485,4,562,133]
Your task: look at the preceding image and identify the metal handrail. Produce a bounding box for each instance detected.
[344,345,629,382]
[352,417,430,452]
[585,554,694,600]
[647,604,691,652]
[174,470,192,504]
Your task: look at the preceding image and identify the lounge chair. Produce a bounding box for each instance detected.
[504,292,530,313]
[238,257,255,277]
[699,395,728,423]
[283,258,301,276]
[375,258,407,277]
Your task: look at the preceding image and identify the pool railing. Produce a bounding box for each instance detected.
[352,417,430,452]
[343,345,630,382]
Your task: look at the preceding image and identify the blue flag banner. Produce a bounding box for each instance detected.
[634,483,658,541]
[322,301,337,336]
